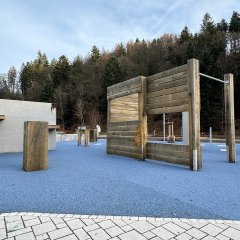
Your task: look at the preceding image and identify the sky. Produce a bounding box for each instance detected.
[0,0,239,73]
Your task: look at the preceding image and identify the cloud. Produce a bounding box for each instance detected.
[0,0,239,72]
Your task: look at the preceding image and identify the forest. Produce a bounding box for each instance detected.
[0,12,240,134]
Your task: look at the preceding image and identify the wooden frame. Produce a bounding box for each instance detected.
[107,58,235,171]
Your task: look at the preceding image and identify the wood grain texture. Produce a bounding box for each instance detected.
[90,129,97,142]
[188,58,201,170]
[224,74,236,163]
[48,125,60,129]
[23,121,48,172]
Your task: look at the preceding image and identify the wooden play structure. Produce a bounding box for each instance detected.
[107,58,236,170]
[23,121,48,171]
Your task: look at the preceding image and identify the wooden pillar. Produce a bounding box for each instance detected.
[224,74,236,163]
[23,121,48,171]
[138,76,147,160]
[188,59,201,170]
[85,129,89,147]
[78,130,82,145]
[90,129,97,142]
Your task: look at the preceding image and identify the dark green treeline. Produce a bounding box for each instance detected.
[1,12,240,132]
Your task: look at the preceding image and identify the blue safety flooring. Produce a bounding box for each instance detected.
[0,140,239,220]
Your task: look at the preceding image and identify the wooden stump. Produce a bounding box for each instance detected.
[90,129,97,142]
[85,129,89,146]
[23,121,48,171]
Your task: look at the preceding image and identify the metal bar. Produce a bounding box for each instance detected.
[200,73,227,84]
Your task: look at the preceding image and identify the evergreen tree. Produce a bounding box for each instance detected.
[229,11,240,33]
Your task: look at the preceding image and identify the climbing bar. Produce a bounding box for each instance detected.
[200,73,227,84]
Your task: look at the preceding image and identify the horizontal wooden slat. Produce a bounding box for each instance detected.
[147,91,189,104]
[110,117,138,123]
[147,142,189,152]
[107,149,141,159]
[107,88,141,100]
[108,139,140,148]
[147,71,187,88]
[147,104,188,115]
[146,153,189,166]
[108,120,139,127]
[147,98,188,111]
[48,125,60,129]
[147,85,189,99]
[107,76,141,91]
[0,115,5,120]
[147,78,188,93]
[107,144,141,154]
[108,131,138,137]
[147,147,189,159]
[147,64,187,81]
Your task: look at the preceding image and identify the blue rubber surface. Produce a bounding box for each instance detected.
[0,140,239,220]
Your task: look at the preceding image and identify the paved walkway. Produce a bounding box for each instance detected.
[0,213,240,240]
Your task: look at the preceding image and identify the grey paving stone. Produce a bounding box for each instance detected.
[130,220,155,234]
[200,223,223,236]
[32,221,56,236]
[56,222,68,229]
[174,221,192,230]
[105,226,124,238]
[7,220,24,232]
[51,217,65,225]
[151,226,175,240]
[186,228,207,239]
[142,231,156,239]
[175,232,192,240]
[0,228,6,240]
[221,227,240,239]
[99,220,116,230]
[112,220,127,227]
[162,222,185,235]
[83,223,100,232]
[8,227,32,238]
[74,228,90,240]
[24,217,41,227]
[15,232,36,240]
[39,217,51,223]
[216,234,231,240]
[121,225,133,232]
[36,233,49,240]
[48,227,72,240]
[88,228,110,240]
[81,218,95,226]
[57,234,78,240]
[202,236,217,240]
[119,230,147,240]
[0,220,5,229]
[5,216,22,223]
[66,219,85,230]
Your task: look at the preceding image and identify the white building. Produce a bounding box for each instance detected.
[0,99,57,153]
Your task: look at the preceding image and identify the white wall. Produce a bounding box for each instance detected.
[0,99,56,153]
[182,111,189,145]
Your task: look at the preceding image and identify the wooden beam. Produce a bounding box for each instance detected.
[23,121,48,171]
[188,58,201,170]
[48,125,60,129]
[224,74,236,163]
[0,115,5,120]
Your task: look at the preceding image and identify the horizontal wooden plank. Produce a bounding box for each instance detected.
[147,142,189,152]
[48,125,60,129]
[147,148,189,159]
[147,71,187,88]
[107,88,141,100]
[107,144,141,154]
[147,91,189,104]
[147,98,188,110]
[110,117,138,123]
[107,149,141,159]
[108,130,138,137]
[108,120,140,127]
[147,104,188,115]
[107,139,140,148]
[147,78,188,93]
[147,64,187,81]
[147,85,189,99]
[108,125,139,131]
[146,153,189,166]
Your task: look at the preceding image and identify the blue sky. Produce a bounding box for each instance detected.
[0,0,239,73]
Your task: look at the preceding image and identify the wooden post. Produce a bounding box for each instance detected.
[138,76,147,160]
[78,130,82,145]
[224,74,236,163]
[85,129,89,147]
[23,121,48,171]
[188,59,201,170]
[90,129,97,142]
